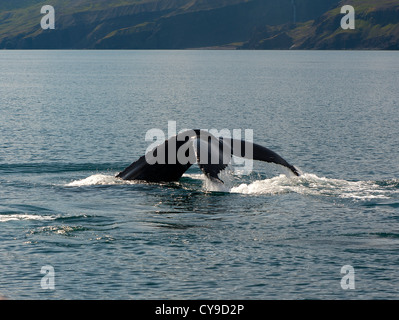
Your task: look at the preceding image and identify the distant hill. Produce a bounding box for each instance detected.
[0,0,397,49]
[297,0,399,49]
[243,0,399,49]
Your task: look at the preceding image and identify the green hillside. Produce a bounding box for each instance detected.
[243,0,399,49]
[0,0,154,42]
[296,0,399,49]
[0,0,398,49]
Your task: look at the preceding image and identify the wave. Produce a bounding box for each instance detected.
[198,172,399,201]
[0,214,57,223]
[230,173,398,201]
[66,172,232,190]
[64,172,399,202]
[0,212,96,224]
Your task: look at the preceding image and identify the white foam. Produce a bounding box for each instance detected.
[231,175,293,195]
[0,214,57,223]
[182,173,205,180]
[230,173,393,200]
[65,174,137,187]
[65,172,396,201]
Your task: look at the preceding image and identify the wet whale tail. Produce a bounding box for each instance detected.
[116,129,299,183]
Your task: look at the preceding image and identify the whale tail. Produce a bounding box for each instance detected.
[117,129,299,183]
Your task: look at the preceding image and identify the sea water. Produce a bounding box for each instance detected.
[1,50,399,299]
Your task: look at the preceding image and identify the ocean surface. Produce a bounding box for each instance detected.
[1,50,399,300]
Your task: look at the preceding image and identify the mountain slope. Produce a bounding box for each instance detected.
[0,0,397,49]
[0,0,339,49]
[0,0,186,48]
[297,0,399,49]
[243,0,399,49]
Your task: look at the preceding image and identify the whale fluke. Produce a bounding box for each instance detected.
[116,129,299,183]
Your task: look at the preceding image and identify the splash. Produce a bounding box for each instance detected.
[65,174,137,187]
[230,173,396,201]
[65,172,398,202]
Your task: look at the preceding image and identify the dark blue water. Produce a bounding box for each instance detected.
[1,50,399,299]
